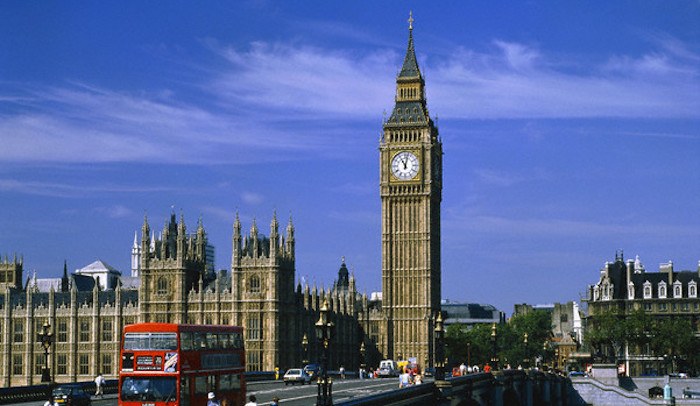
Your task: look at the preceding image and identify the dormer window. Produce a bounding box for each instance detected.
[689,281,697,298]
[593,285,600,301]
[643,281,652,299]
[658,281,667,299]
[602,283,612,301]
[628,282,635,300]
[673,281,683,298]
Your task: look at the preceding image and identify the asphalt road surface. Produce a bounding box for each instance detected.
[10,377,421,406]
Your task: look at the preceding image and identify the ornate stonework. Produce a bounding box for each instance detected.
[379,20,442,367]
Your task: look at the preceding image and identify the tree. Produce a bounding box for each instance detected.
[585,309,627,362]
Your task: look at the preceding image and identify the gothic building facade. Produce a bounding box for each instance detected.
[0,19,440,386]
[379,17,442,367]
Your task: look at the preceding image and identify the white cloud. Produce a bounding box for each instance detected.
[0,36,697,165]
[94,205,133,219]
[241,192,265,205]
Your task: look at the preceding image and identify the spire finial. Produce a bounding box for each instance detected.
[408,11,414,31]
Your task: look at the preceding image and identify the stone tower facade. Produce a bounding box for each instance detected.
[0,256,23,291]
[379,19,442,367]
[138,212,209,324]
[231,213,297,371]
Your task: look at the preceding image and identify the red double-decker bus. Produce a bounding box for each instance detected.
[119,323,245,406]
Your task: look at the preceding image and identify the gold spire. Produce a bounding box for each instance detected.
[408,11,414,31]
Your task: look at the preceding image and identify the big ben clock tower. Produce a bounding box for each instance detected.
[380,13,442,367]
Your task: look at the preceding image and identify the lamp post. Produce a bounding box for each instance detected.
[315,299,334,406]
[37,321,53,383]
[490,323,499,370]
[302,333,309,366]
[467,342,471,369]
[542,340,550,370]
[523,333,529,369]
[434,312,445,380]
[359,341,366,379]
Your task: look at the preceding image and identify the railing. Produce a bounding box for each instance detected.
[335,381,436,406]
[0,379,118,405]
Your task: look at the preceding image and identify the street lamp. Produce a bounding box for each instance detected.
[37,321,53,383]
[359,341,366,379]
[490,323,499,370]
[315,299,334,406]
[467,342,471,369]
[302,333,309,366]
[434,311,445,380]
[542,340,551,370]
[523,333,529,369]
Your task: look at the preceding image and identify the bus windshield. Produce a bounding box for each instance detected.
[120,376,177,402]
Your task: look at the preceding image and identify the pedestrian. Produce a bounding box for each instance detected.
[244,394,258,406]
[94,373,106,398]
[459,362,467,376]
[398,367,411,388]
[339,365,345,379]
[270,396,280,406]
[414,374,423,385]
[207,392,220,406]
[44,395,58,406]
[484,363,492,373]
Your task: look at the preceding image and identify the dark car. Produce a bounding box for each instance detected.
[304,363,321,378]
[52,384,92,406]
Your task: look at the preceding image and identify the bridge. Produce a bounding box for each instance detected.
[0,370,575,406]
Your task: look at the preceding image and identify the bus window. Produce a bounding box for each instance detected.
[206,333,218,349]
[120,376,176,402]
[194,376,207,396]
[151,333,177,350]
[194,333,207,349]
[124,332,177,350]
[181,332,193,350]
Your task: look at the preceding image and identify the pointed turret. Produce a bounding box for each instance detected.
[250,218,259,258]
[386,12,432,127]
[335,257,350,292]
[232,212,242,267]
[270,211,279,261]
[399,11,421,79]
[61,260,69,292]
[286,213,295,259]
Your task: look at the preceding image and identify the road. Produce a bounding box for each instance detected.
[10,377,416,406]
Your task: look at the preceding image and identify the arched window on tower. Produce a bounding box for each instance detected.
[156,277,168,295]
[249,275,261,293]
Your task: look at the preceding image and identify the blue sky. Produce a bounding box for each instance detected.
[1,2,699,315]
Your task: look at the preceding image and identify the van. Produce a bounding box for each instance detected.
[377,359,399,377]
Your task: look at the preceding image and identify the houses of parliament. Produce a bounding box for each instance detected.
[0,18,442,386]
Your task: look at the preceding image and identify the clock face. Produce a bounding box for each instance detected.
[391,151,420,180]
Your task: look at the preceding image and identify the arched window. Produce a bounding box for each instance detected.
[690,282,697,298]
[156,277,168,295]
[643,281,652,299]
[673,282,682,298]
[249,275,261,293]
[628,283,635,300]
[658,282,667,299]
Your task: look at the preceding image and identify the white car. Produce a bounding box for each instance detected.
[284,368,311,385]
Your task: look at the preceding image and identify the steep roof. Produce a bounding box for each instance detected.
[399,27,421,79]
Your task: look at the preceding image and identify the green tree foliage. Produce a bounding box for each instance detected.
[445,311,555,369]
[586,308,697,373]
